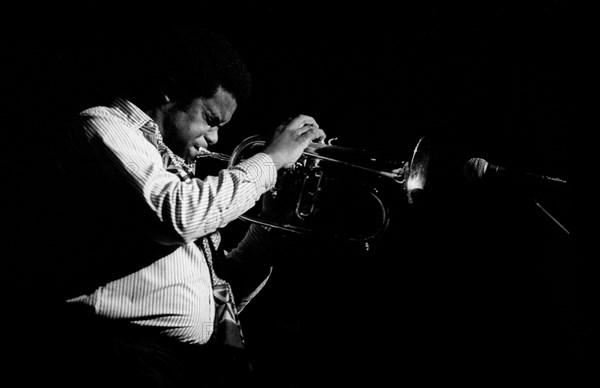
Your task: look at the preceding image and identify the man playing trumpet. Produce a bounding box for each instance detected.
[52,26,325,387]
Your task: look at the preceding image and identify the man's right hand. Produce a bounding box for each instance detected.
[262,115,326,170]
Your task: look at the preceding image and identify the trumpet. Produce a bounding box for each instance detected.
[196,135,430,242]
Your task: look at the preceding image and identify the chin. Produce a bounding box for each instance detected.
[184,148,198,164]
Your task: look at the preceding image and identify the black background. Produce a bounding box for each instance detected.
[6,1,583,386]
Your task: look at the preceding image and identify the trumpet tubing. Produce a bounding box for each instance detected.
[195,135,430,242]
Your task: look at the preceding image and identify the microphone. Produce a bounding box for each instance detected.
[463,158,568,186]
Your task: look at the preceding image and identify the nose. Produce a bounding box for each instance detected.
[205,127,219,145]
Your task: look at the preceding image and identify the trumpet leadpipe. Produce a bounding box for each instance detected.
[195,148,231,162]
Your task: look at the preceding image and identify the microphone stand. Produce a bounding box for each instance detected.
[533,198,571,236]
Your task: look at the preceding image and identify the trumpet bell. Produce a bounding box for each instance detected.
[405,136,431,205]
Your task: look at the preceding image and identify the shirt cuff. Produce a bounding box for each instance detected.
[232,152,278,192]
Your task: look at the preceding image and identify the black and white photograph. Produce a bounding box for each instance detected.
[5,1,583,386]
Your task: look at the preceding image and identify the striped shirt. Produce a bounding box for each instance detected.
[61,98,277,344]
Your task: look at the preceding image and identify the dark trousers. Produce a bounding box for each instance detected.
[25,303,253,388]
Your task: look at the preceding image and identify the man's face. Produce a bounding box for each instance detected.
[163,87,237,163]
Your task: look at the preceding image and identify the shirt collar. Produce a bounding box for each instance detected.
[107,97,193,176]
[109,97,155,132]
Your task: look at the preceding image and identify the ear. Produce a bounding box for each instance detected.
[159,76,178,101]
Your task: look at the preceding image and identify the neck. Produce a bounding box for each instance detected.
[147,117,195,175]
[145,106,169,140]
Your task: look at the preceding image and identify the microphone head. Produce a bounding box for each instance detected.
[463,158,489,181]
